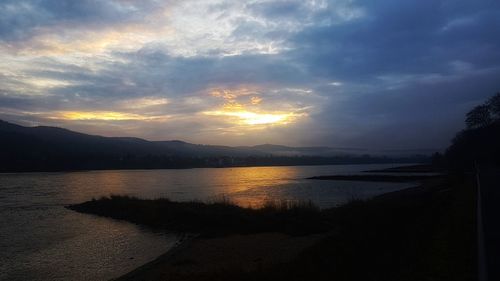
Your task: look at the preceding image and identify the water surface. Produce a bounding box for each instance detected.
[0,164,415,280]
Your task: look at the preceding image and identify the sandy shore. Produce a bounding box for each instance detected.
[115,232,327,280]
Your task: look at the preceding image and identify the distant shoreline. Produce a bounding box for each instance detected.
[307,174,442,182]
[0,161,426,175]
[0,161,422,174]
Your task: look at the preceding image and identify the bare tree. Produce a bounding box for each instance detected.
[465,104,492,129]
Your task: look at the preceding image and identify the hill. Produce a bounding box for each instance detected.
[0,120,428,172]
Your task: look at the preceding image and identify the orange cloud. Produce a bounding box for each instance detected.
[250,96,263,105]
[47,111,169,121]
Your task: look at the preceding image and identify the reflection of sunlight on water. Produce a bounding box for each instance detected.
[61,171,131,203]
[92,171,129,194]
[190,165,416,209]
[56,164,414,209]
[227,179,416,209]
[211,166,300,193]
[200,166,305,208]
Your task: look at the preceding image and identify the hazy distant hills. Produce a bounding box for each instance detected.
[238,144,368,157]
[0,120,430,172]
[0,120,261,157]
[0,119,357,158]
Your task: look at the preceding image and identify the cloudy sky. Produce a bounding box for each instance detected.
[1,0,499,150]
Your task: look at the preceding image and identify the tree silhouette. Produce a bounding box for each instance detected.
[487,92,500,120]
[465,104,492,129]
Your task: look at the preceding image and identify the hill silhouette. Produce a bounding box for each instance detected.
[0,120,428,172]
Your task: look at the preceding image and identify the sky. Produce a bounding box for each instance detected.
[1,0,500,151]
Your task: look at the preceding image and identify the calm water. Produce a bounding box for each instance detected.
[0,164,416,280]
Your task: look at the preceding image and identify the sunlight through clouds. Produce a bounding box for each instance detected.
[204,110,303,126]
[116,97,169,109]
[1,0,499,148]
[48,111,169,121]
[203,87,309,128]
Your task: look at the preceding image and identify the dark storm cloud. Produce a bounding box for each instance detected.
[88,50,311,97]
[311,69,500,149]
[0,0,160,41]
[289,0,500,79]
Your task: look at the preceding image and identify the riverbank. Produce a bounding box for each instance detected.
[307,174,442,182]
[363,164,441,173]
[68,169,476,281]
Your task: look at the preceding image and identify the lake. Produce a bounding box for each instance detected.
[0,164,416,281]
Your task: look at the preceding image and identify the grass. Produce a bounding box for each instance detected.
[67,195,326,236]
[282,175,476,281]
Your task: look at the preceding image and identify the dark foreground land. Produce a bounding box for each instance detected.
[478,166,500,281]
[68,173,476,281]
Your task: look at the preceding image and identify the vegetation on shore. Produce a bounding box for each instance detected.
[67,196,329,236]
[277,175,476,281]
[68,174,476,281]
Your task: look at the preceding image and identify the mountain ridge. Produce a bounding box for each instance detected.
[0,120,365,157]
[0,120,430,172]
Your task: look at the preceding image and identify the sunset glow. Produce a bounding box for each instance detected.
[51,111,160,121]
[204,110,300,126]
